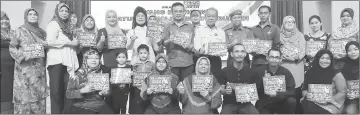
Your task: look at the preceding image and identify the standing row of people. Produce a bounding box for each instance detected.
[0,2,359,114]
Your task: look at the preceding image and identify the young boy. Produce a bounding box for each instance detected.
[129,44,155,114]
[104,49,132,114]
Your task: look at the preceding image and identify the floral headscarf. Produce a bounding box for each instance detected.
[80,14,98,34]
[1,10,14,41]
[76,48,102,76]
[21,8,46,39]
[52,3,72,39]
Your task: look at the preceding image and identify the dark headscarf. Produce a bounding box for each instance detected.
[342,41,359,80]
[153,53,171,75]
[303,49,336,90]
[21,8,46,39]
[132,6,147,29]
[80,14,98,34]
[341,8,354,19]
[52,3,72,39]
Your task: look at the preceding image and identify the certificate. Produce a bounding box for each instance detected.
[208,42,227,56]
[192,75,213,92]
[241,39,257,53]
[169,31,192,48]
[263,75,286,95]
[78,32,97,47]
[87,73,109,91]
[132,72,150,87]
[347,80,359,98]
[329,40,349,57]
[256,40,272,55]
[110,68,132,84]
[148,75,172,93]
[306,41,326,57]
[308,84,333,102]
[23,43,45,59]
[108,34,127,49]
[146,22,166,41]
[281,43,300,59]
[234,84,259,102]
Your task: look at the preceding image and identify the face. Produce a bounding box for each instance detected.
[86,55,100,68]
[231,15,242,26]
[267,50,282,66]
[205,9,218,26]
[190,11,201,24]
[258,7,270,22]
[231,45,247,62]
[116,53,127,65]
[58,6,69,20]
[319,53,331,69]
[341,11,353,25]
[284,18,295,31]
[1,16,10,29]
[27,10,38,24]
[197,59,209,74]
[136,12,146,26]
[107,12,118,26]
[347,45,359,60]
[172,5,185,21]
[84,17,95,29]
[148,17,157,25]
[309,18,322,32]
[70,14,77,25]
[156,58,167,71]
[138,49,149,61]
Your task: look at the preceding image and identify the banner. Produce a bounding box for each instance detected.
[263,75,286,95]
[192,75,213,92]
[88,73,110,91]
[348,80,359,98]
[169,31,192,48]
[23,43,45,59]
[78,32,97,47]
[149,75,172,93]
[308,84,333,102]
[281,43,300,59]
[108,34,127,49]
[132,72,150,87]
[110,68,132,84]
[329,40,349,57]
[208,42,227,56]
[234,84,259,103]
[306,41,326,57]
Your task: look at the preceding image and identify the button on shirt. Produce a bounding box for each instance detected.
[194,25,226,54]
[224,25,255,45]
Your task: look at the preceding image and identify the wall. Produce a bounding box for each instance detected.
[302,1,332,34]
[32,1,59,29]
[1,1,31,29]
[331,1,359,32]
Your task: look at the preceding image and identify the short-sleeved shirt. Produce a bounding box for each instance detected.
[163,21,195,67]
[224,25,254,45]
[193,25,226,54]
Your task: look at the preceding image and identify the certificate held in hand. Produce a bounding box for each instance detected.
[241,39,257,53]
[329,40,349,57]
[23,43,45,59]
[110,68,132,84]
[148,75,172,93]
[192,75,213,92]
[263,75,286,95]
[108,34,127,49]
[234,84,259,103]
[256,40,272,55]
[132,72,150,87]
[169,31,192,49]
[208,42,227,56]
[306,41,326,57]
[88,73,110,91]
[308,84,333,102]
[347,80,359,98]
[78,32,97,47]
[281,44,300,59]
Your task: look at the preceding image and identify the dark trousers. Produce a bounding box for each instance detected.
[344,98,359,114]
[221,103,259,114]
[129,87,147,114]
[106,85,129,114]
[256,96,297,114]
[171,64,195,81]
[47,64,70,114]
[63,103,114,114]
[301,99,331,114]
[144,104,181,114]
[295,86,304,114]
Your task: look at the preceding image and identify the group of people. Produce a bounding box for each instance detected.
[0,2,359,114]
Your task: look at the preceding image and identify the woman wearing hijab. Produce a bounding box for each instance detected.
[304,15,332,73]
[69,13,78,33]
[9,8,49,114]
[63,49,113,114]
[301,49,347,114]
[126,6,159,65]
[342,41,359,114]
[177,57,222,114]
[46,3,79,114]
[97,9,128,68]
[76,14,98,66]
[280,16,306,114]
[330,8,359,72]
[140,53,181,114]
[0,11,15,114]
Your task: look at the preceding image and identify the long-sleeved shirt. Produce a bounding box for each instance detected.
[193,25,226,55]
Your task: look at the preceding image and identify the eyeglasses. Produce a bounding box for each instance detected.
[269,56,281,60]
[285,21,295,24]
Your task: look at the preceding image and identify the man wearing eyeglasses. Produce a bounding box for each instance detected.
[254,48,297,114]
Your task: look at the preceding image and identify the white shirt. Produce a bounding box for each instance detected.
[194,25,227,54]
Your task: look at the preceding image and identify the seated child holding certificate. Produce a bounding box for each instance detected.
[63,49,113,114]
[177,57,222,114]
[129,44,155,114]
[104,49,132,114]
[140,53,181,114]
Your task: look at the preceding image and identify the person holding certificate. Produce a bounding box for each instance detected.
[342,41,359,114]
[301,49,347,114]
[63,49,113,114]
[76,14,98,66]
[140,53,181,114]
[9,8,48,114]
[177,57,222,114]
[254,49,296,114]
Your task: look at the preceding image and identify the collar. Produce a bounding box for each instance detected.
[256,21,272,28]
[231,25,245,31]
[266,64,280,75]
[205,25,218,30]
[228,62,246,72]
[171,21,190,27]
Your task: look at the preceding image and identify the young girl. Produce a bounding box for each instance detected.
[104,49,132,114]
[63,49,113,114]
[177,57,222,114]
[140,53,181,114]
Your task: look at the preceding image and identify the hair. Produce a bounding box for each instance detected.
[149,15,156,19]
[115,51,128,59]
[308,15,323,30]
[230,43,245,52]
[345,41,359,53]
[206,7,218,16]
[137,44,150,53]
[190,10,201,16]
[258,5,271,13]
[267,48,282,56]
[171,2,185,11]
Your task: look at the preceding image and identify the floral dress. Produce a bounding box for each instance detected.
[304,32,331,73]
[9,27,49,114]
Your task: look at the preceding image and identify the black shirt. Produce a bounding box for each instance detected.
[220,63,257,105]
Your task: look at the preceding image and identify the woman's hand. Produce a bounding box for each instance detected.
[99,90,109,96]
[166,88,173,95]
[80,84,95,94]
[225,85,232,95]
[119,84,126,88]
[146,88,154,95]
[130,35,138,41]
[177,82,185,94]
[200,90,209,97]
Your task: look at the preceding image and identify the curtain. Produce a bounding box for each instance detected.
[271,1,304,33]
[60,0,91,27]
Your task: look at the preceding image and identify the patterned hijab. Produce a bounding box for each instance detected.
[333,8,359,39]
[21,8,46,39]
[52,3,72,39]
[105,9,122,34]
[1,10,13,41]
[76,48,102,76]
[80,14,98,34]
